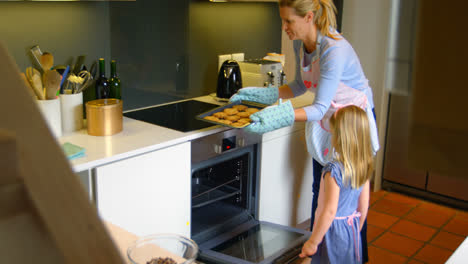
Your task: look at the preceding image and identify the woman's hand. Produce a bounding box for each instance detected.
[229,86,279,105]
[299,239,319,258]
[244,99,294,134]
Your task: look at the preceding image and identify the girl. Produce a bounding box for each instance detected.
[299,105,373,263]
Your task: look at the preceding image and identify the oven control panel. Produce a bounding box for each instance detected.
[222,136,236,152]
[191,129,261,164]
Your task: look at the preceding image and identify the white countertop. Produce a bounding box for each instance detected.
[446,236,468,264]
[60,93,315,172]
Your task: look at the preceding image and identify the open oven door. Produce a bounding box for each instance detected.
[197,220,310,264]
[191,129,310,264]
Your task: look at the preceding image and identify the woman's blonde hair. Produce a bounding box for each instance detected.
[278,0,340,39]
[329,105,374,188]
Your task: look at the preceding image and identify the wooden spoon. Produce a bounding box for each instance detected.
[40,52,54,71]
[26,67,45,100]
[20,72,37,99]
[45,70,62,99]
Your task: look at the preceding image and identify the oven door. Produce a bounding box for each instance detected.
[198,220,310,264]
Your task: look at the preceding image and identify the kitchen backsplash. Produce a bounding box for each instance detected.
[0,2,111,74]
[0,0,281,111]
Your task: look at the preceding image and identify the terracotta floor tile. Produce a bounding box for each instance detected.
[443,217,468,236]
[455,210,468,222]
[367,210,399,229]
[405,205,454,228]
[407,260,426,264]
[418,201,457,215]
[390,219,437,242]
[430,231,466,251]
[384,192,422,207]
[367,224,386,243]
[370,190,387,206]
[373,232,424,257]
[413,244,453,264]
[371,198,414,217]
[367,245,407,264]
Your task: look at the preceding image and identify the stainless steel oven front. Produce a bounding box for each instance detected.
[191,129,310,264]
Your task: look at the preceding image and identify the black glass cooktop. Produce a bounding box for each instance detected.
[124,100,219,132]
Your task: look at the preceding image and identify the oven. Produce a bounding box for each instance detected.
[191,129,310,264]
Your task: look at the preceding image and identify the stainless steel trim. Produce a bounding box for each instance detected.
[385,0,419,96]
[90,168,98,205]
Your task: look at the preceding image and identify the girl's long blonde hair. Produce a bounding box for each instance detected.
[330,106,374,188]
[278,0,340,39]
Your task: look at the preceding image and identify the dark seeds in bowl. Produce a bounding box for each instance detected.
[146,257,177,264]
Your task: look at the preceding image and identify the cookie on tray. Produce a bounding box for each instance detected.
[204,116,219,122]
[233,104,248,111]
[218,119,233,125]
[213,112,227,119]
[226,115,241,121]
[231,122,247,127]
[246,108,259,114]
[223,108,238,115]
[236,111,250,118]
[238,118,251,124]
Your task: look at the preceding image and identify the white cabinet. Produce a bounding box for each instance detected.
[94,142,191,237]
[75,170,94,202]
[258,123,313,227]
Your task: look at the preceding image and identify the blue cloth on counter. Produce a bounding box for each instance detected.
[62,142,86,160]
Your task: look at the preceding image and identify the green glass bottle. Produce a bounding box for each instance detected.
[83,59,97,118]
[109,60,121,99]
[95,58,109,99]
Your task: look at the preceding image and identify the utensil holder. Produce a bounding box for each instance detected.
[36,98,62,138]
[59,92,83,133]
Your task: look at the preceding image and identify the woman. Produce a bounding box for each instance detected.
[230,0,379,262]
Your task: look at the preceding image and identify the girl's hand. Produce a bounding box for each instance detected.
[299,240,319,258]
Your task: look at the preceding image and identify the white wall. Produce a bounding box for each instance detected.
[341,0,392,189]
[341,0,391,123]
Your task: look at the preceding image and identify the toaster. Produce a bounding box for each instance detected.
[238,59,286,88]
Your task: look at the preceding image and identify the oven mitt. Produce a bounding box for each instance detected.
[229,86,279,105]
[245,99,294,134]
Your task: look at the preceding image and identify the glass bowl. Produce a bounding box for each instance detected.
[127,234,199,264]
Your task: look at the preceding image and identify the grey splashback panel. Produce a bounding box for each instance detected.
[110,1,281,110]
[0,2,111,74]
[109,0,190,110]
[188,2,282,99]
[1,1,281,111]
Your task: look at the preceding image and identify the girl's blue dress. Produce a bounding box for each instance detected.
[311,161,364,264]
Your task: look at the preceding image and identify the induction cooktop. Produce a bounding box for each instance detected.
[123,100,220,132]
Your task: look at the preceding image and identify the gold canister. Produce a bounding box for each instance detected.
[86,99,123,136]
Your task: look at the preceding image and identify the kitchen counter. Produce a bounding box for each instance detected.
[60,93,315,172]
[446,236,468,264]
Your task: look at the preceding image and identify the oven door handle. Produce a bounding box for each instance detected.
[273,244,303,264]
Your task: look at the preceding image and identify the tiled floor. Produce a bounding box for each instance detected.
[366,189,468,264]
[297,189,468,264]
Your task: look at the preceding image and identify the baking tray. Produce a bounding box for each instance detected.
[196,100,267,129]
